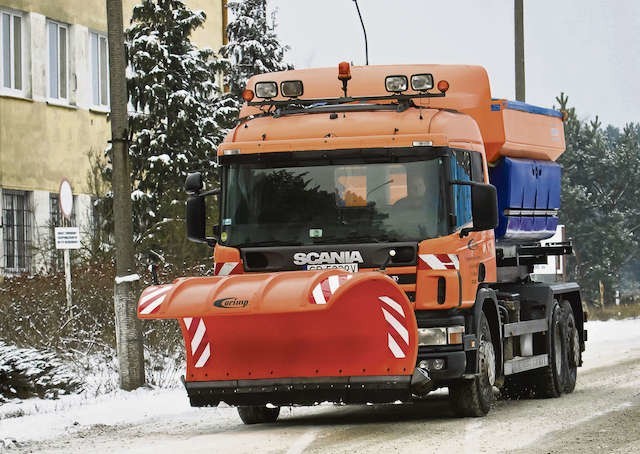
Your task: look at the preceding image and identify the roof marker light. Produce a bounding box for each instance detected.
[437,80,450,93]
[412,141,433,147]
[338,61,352,81]
[255,81,278,98]
[241,89,254,102]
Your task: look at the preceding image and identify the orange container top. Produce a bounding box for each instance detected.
[236,64,565,163]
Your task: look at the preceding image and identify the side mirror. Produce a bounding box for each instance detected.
[185,172,204,194]
[451,180,498,237]
[185,172,220,246]
[470,183,498,232]
[186,195,209,244]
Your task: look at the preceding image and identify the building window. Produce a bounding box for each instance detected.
[90,32,109,107]
[2,190,32,273]
[1,9,23,92]
[47,20,69,100]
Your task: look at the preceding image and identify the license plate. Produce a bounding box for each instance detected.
[306,263,358,272]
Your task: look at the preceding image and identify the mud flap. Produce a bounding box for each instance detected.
[138,270,418,394]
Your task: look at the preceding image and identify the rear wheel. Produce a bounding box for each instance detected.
[534,302,563,398]
[560,301,579,393]
[237,405,280,424]
[449,312,495,417]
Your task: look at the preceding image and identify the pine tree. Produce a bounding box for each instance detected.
[219,0,292,124]
[557,94,640,304]
[125,0,226,247]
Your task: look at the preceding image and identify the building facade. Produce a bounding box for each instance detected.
[0,0,224,275]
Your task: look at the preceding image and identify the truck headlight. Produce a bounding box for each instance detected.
[418,328,446,346]
[417,325,465,346]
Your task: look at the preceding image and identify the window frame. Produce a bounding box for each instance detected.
[46,19,70,102]
[89,30,109,108]
[0,8,24,95]
[2,189,32,274]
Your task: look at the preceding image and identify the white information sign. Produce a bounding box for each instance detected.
[55,227,81,250]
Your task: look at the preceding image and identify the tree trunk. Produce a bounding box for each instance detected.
[106,0,145,390]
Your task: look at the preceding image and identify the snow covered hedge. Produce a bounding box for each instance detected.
[0,343,83,400]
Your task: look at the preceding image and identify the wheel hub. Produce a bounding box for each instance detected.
[479,341,496,386]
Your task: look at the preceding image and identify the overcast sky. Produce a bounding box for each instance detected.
[268,0,640,128]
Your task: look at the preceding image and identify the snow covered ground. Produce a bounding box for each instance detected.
[1,318,638,450]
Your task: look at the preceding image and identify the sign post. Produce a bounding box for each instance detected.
[57,179,78,317]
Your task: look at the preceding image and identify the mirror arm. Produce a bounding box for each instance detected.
[449,179,484,187]
[459,227,472,238]
[186,187,220,197]
[200,188,220,197]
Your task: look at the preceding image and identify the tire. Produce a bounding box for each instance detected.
[560,301,580,394]
[237,405,280,424]
[449,312,496,417]
[534,302,563,398]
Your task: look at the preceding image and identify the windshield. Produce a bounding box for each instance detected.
[220,150,448,247]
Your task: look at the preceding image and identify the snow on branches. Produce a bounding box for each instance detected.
[125,0,226,240]
[220,0,292,118]
[0,342,83,400]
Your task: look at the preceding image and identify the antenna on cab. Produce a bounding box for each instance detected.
[352,0,369,65]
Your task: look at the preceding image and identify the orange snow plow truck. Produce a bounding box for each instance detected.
[138,63,586,423]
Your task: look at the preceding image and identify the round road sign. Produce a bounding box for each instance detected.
[59,179,73,219]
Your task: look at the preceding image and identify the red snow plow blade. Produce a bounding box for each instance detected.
[138,270,421,406]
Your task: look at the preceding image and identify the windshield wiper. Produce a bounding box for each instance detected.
[240,240,303,247]
[312,234,399,244]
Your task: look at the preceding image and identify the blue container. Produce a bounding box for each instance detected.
[489,157,561,242]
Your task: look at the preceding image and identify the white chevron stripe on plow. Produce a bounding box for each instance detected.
[184,317,192,329]
[140,294,167,314]
[194,343,211,368]
[140,286,170,305]
[382,308,409,344]
[312,284,327,304]
[387,333,406,358]
[191,319,206,354]
[327,275,341,293]
[379,296,405,317]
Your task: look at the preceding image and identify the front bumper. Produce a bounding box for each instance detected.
[416,349,467,382]
[185,375,414,407]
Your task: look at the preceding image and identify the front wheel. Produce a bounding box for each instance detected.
[449,312,495,417]
[237,405,280,424]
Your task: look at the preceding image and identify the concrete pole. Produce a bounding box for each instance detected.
[515,0,525,102]
[105,0,145,390]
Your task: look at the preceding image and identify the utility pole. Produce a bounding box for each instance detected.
[105,0,145,390]
[515,0,525,102]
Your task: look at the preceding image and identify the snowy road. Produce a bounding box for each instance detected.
[2,318,640,453]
